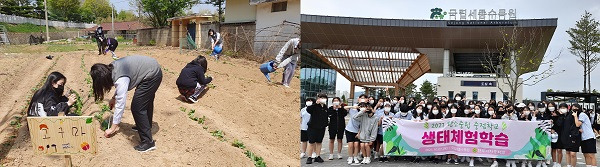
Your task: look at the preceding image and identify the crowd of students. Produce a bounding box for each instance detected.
[300,94,599,167]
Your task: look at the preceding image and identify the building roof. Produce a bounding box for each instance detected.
[250,0,286,5]
[301,14,558,88]
[167,14,213,22]
[85,21,150,31]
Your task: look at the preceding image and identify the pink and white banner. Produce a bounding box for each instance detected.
[382,117,551,160]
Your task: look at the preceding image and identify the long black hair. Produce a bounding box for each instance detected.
[28,72,67,112]
[192,56,208,72]
[208,29,216,40]
[90,63,114,101]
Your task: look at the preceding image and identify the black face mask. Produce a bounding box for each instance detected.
[507,109,513,113]
[497,111,505,115]
[55,85,64,96]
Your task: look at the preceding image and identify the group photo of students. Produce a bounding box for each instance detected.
[300,93,599,167]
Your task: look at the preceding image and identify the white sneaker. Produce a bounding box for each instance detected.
[527,161,533,167]
[491,160,498,167]
[507,160,512,167]
[541,162,547,167]
[447,158,451,164]
[511,161,517,167]
[536,161,542,167]
[365,157,371,164]
[337,154,343,159]
[312,152,317,158]
[361,157,368,164]
[522,161,526,167]
[353,157,360,165]
[300,152,306,158]
[347,157,353,164]
[470,159,475,167]
[477,157,484,162]
[329,154,334,160]
[283,84,290,88]
[461,156,467,162]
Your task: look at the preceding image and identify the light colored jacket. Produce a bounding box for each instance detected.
[275,38,300,68]
[353,110,380,142]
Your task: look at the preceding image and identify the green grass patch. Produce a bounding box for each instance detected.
[0,22,81,33]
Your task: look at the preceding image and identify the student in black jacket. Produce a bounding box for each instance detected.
[95,26,104,55]
[176,56,213,103]
[28,72,76,117]
[306,93,329,164]
[326,97,347,160]
[102,37,119,59]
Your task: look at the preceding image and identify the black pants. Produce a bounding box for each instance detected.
[97,40,103,54]
[131,70,162,144]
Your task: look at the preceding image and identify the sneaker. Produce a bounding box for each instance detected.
[283,84,290,88]
[132,126,139,132]
[315,156,324,163]
[361,157,368,164]
[527,161,533,167]
[521,161,526,167]
[491,160,499,167]
[365,157,371,164]
[461,156,467,162]
[337,154,342,159]
[134,141,156,152]
[470,159,475,167]
[188,96,198,103]
[536,161,542,167]
[511,161,517,167]
[447,158,452,164]
[477,157,484,162]
[306,157,313,164]
[300,152,306,159]
[379,157,385,162]
[312,152,317,158]
[383,157,389,162]
[112,55,119,60]
[541,162,547,167]
[353,157,360,165]
[507,161,512,167]
[347,157,353,164]
[454,159,459,165]
[328,154,334,160]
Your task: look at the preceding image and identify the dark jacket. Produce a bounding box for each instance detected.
[560,112,580,148]
[327,106,347,130]
[176,62,213,89]
[27,91,70,117]
[307,104,329,129]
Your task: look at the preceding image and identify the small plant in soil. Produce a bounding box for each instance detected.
[95,104,112,131]
[69,90,83,116]
[244,150,266,167]
[210,130,225,141]
[232,139,245,149]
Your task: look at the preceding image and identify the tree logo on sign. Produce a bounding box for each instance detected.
[430,8,447,19]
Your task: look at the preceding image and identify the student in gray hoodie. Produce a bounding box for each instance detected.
[353,103,380,164]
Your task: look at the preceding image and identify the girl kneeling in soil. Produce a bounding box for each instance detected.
[90,55,163,152]
[176,56,212,103]
[27,72,77,117]
[102,37,119,59]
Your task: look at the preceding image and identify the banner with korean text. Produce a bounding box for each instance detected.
[382,117,551,160]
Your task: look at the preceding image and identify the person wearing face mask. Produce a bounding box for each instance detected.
[500,104,519,167]
[454,94,463,102]
[326,97,347,160]
[536,103,551,121]
[353,105,380,164]
[412,105,426,122]
[391,96,404,114]
[549,102,565,167]
[376,102,394,162]
[527,102,536,113]
[428,105,443,120]
[305,94,329,164]
[393,104,413,120]
[28,72,77,117]
[368,96,376,108]
[444,104,460,164]
[343,94,367,165]
[468,106,485,166]
[578,108,597,167]
[486,106,502,167]
[300,98,315,159]
[559,103,582,167]
[519,107,532,121]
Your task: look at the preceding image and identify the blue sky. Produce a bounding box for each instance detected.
[109,0,217,14]
[302,0,600,100]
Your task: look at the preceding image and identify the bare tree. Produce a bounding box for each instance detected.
[483,26,563,102]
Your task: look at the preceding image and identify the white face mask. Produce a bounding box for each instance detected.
[432,110,439,115]
[360,107,367,112]
[384,107,391,112]
[538,108,545,113]
[427,105,432,109]
[455,97,461,101]
[488,110,495,115]
[529,106,535,111]
[421,104,426,107]
[392,100,398,104]
[400,112,408,116]
[559,108,567,114]
[524,111,531,116]
[450,109,457,114]
[416,109,423,114]
[306,102,313,106]
[359,99,366,103]
[464,110,470,115]
[320,98,327,104]
[399,100,405,104]
[591,113,596,116]
[369,100,375,104]
[548,107,555,112]
[474,110,481,114]
[469,105,475,108]
[333,101,340,106]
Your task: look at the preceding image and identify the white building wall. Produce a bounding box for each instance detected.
[224,0,257,23]
[254,0,301,58]
[436,77,523,102]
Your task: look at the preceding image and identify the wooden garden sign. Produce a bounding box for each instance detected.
[27,116,98,166]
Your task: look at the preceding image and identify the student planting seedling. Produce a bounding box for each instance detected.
[176,56,213,103]
[102,37,119,59]
[27,72,77,117]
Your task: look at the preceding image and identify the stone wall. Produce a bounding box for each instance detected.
[136,28,172,46]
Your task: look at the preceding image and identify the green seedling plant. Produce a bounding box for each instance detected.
[69,90,83,116]
[95,104,112,131]
[232,139,245,149]
[245,150,267,167]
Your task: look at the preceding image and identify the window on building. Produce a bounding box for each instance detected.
[491,92,496,100]
[460,91,466,98]
[448,91,454,98]
[503,92,509,101]
[472,91,478,101]
[271,1,287,12]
